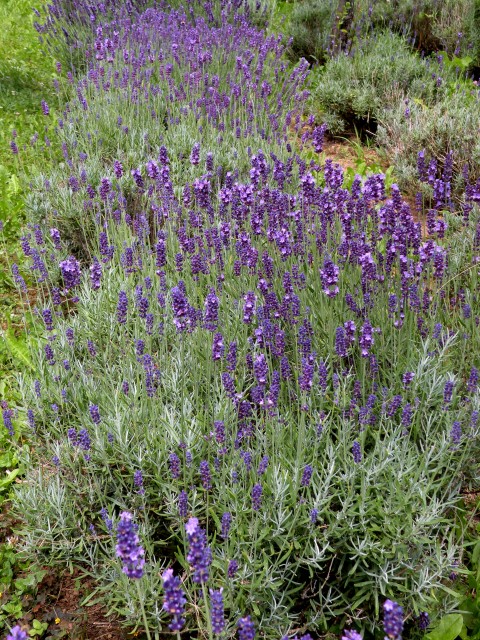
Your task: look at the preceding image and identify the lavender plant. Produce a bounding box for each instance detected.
[5,0,480,638]
[28,0,309,257]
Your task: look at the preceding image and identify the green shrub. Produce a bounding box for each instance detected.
[377,87,480,194]
[313,32,441,134]
[288,0,338,63]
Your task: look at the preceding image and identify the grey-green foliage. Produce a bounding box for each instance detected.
[314,32,442,134]
[355,0,479,63]
[377,86,480,192]
[286,0,479,64]
[13,208,479,635]
[25,18,309,259]
[288,0,338,63]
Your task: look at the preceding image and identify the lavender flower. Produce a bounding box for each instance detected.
[115,512,145,579]
[253,354,268,385]
[59,256,81,290]
[200,460,212,490]
[117,291,128,324]
[450,421,462,445]
[210,589,225,635]
[237,616,255,640]
[90,258,102,290]
[352,441,362,463]
[320,257,340,298]
[301,464,313,487]
[443,380,454,405]
[6,626,28,640]
[205,287,219,331]
[341,630,362,640]
[114,160,123,178]
[417,612,430,631]
[252,483,263,511]
[401,403,412,428]
[178,490,188,517]
[383,599,404,640]
[335,326,347,357]
[171,284,190,332]
[185,517,212,583]
[243,291,256,323]
[42,308,54,331]
[169,452,181,479]
[467,367,478,393]
[359,320,374,357]
[190,142,200,165]
[2,409,14,436]
[214,421,225,445]
[89,404,101,424]
[402,372,415,388]
[134,470,144,494]
[257,455,269,475]
[228,559,238,577]
[221,512,232,539]
[162,568,186,631]
[227,341,237,372]
[212,333,225,361]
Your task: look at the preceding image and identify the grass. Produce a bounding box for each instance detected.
[0,1,58,633]
[0,0,56,386]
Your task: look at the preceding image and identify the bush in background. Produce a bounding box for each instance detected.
[377,88,480,194]
[313,32,442,134]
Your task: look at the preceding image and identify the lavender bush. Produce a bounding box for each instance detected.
[5,0,480,637]
[29,1,309,256]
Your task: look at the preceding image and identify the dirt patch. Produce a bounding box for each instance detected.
[17,570,127,640]
[322,138,388,173]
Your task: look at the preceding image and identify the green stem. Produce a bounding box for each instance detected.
[202,582,214,640]
[135,579,152,640]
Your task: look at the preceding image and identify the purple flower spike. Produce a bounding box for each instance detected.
[228,559,238,577]
[450,421,462,445]
[402,372,415,388]
[359,320,374,358]
[383,599,404,640]
[169,452,181,479]
[115,512,145,579]
[335,326,347,357]
[117,291,128,324]
[243,291,256,324]
[252,483,263,511]
[301,464,313,487]
[210,589,225,635]
[237,615,255,640]
[200,460,212,490]
[6,625,28,640]
[59,256,81,291]
[417,612,430,631]
[205,288,219,331]
[212,333,225,361]
[221,512,232,539]
[190,142,201,166]
[178,490,188,517]
[443,380,454,405]
[341,630,362,640]
[320,257,340,298]
[185,517,212,584]
[89,404,101,424]
[352,441,362,463]
[162,568,186,632]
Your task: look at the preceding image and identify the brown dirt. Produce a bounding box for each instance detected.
[16,569,127,640]
[322,138,388,173]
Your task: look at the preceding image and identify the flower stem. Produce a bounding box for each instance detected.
[202,583,214,640]
[135,579,152,640]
